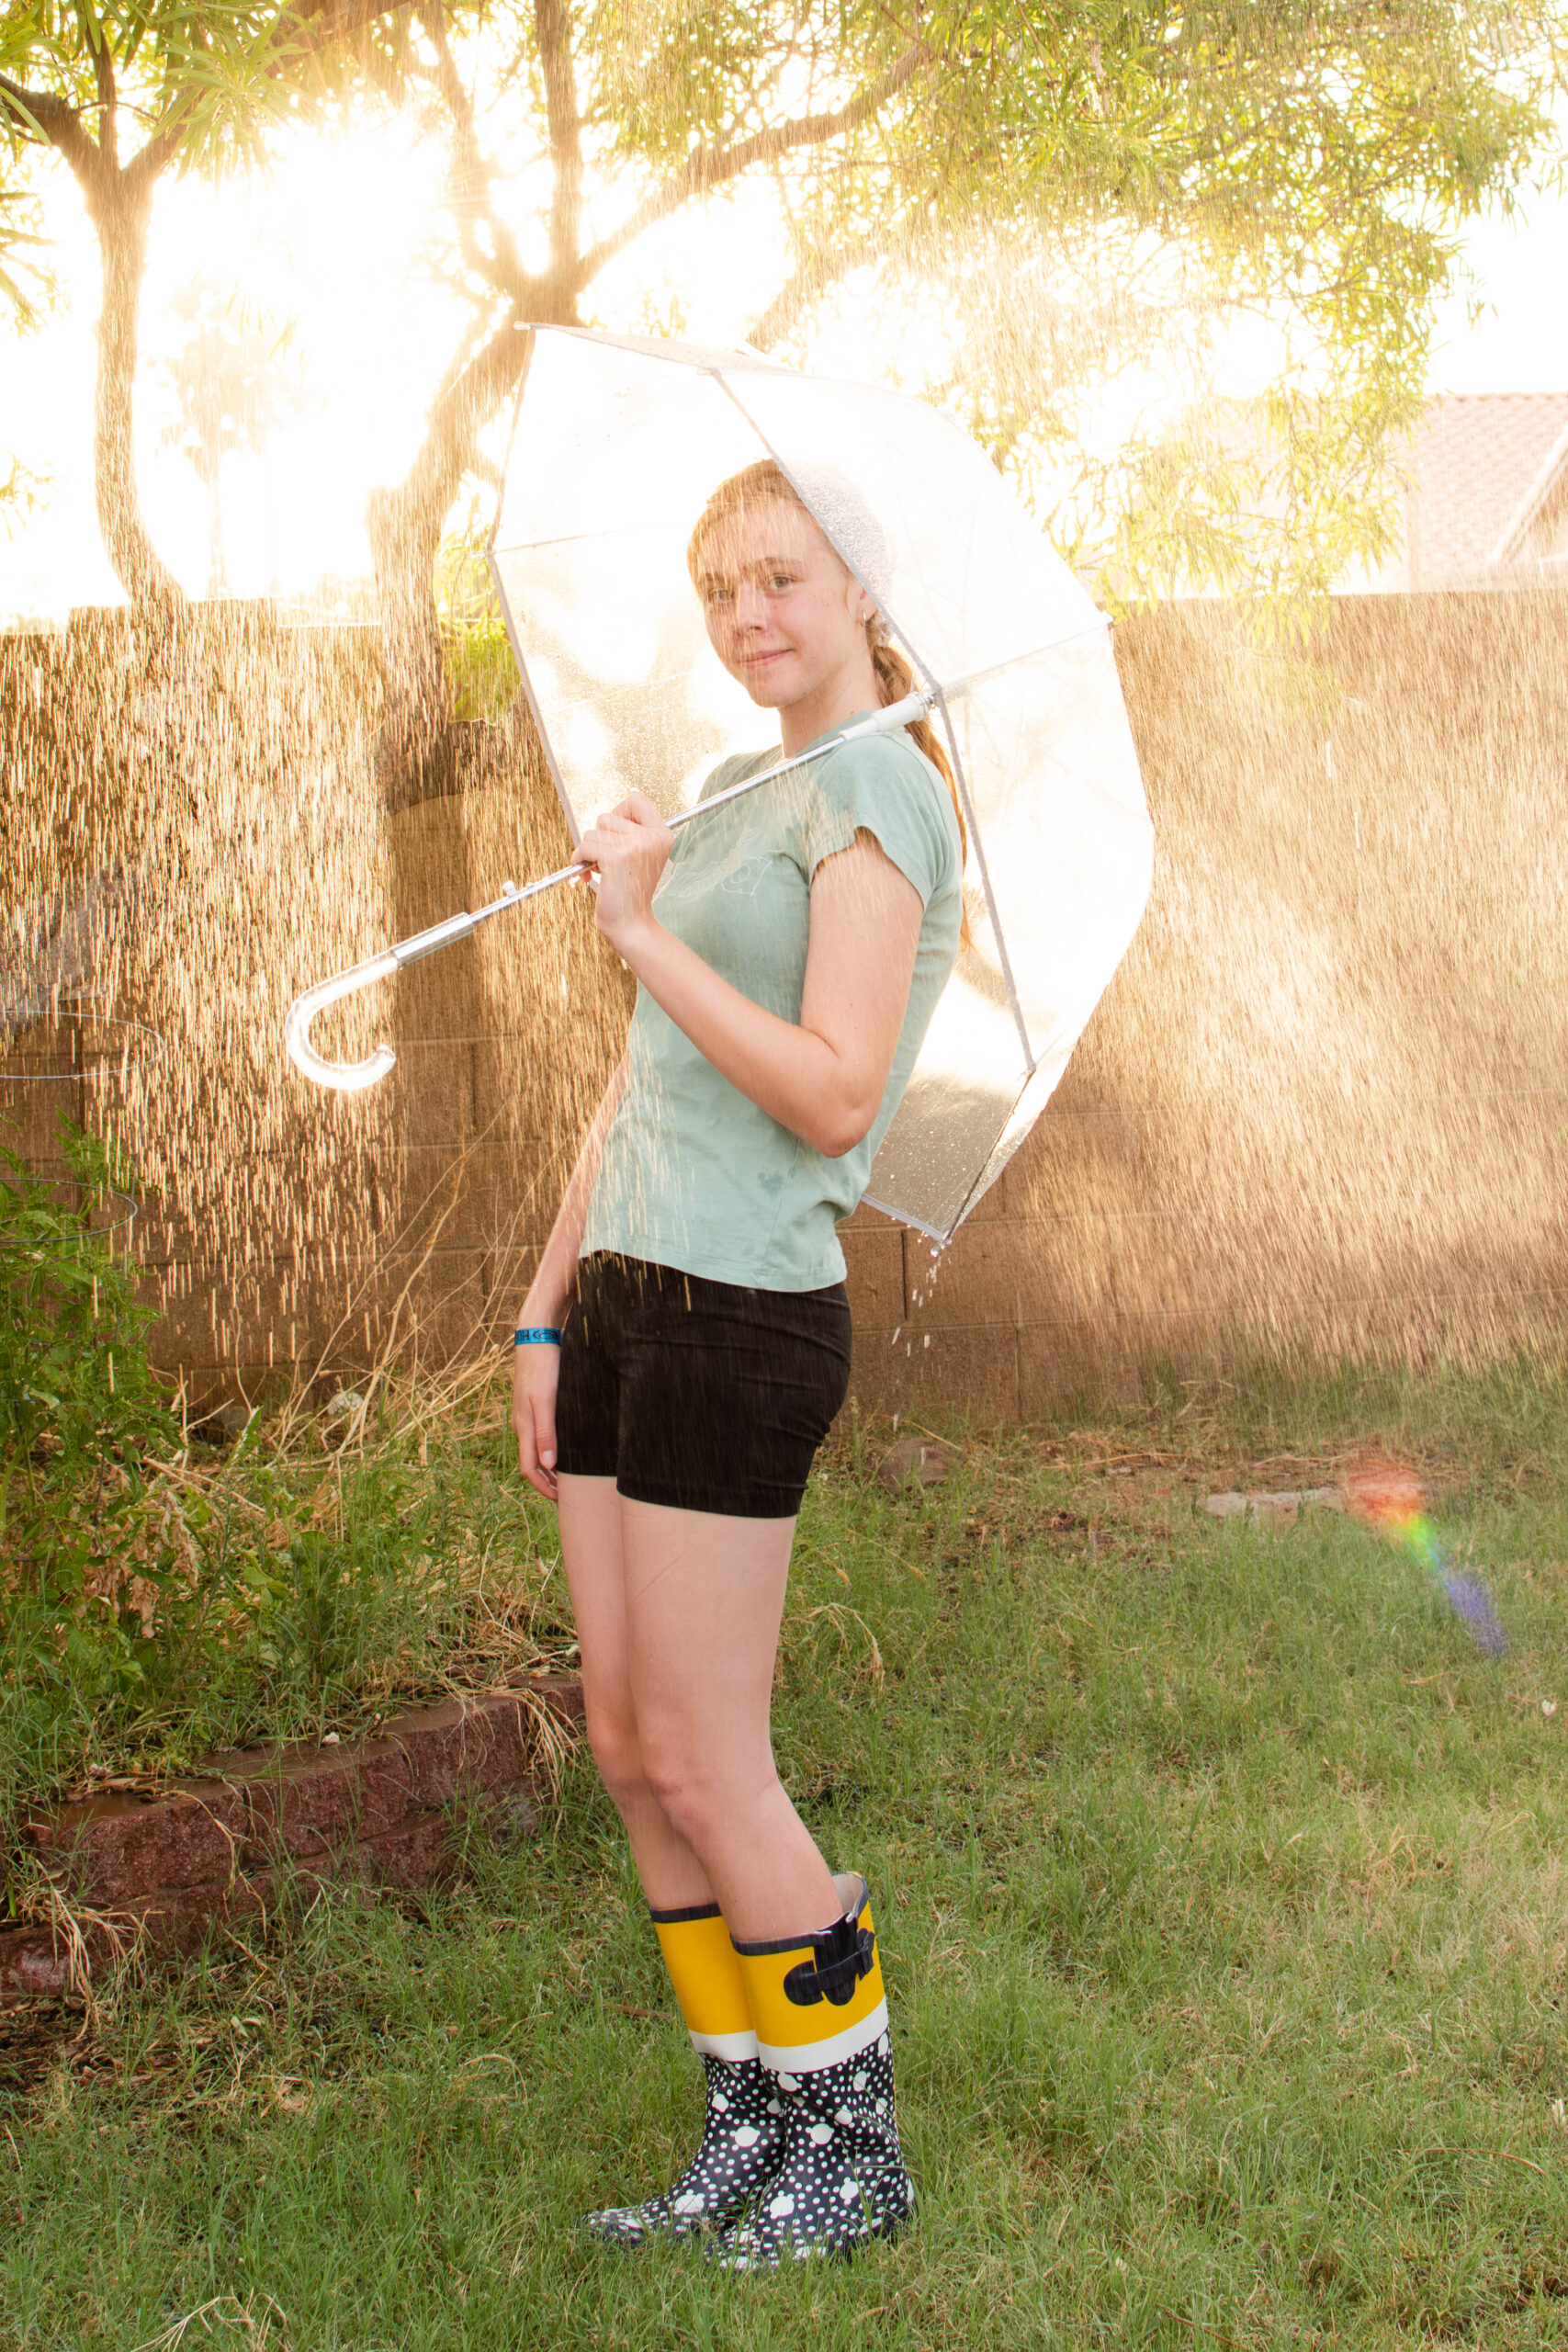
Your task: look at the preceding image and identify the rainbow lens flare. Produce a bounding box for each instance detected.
[1345,1463,1506,1657]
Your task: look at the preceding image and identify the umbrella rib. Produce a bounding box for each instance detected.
[951,1073,1036,1233]
[930,679,1035,1073]
[860,1192,952,1245]
[483,329,583,846]
[484,547,580,845]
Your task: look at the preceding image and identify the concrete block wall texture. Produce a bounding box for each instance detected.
[3,609,629,1413]
[6,590,1568,1419]
[843,588,1568,1419]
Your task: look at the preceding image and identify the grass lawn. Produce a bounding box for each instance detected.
[3,1363,1567,2349]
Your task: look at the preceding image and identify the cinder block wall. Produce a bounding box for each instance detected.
[132,772,635,1411]
[6,591,1567,1420]
[840,590,1568,1419]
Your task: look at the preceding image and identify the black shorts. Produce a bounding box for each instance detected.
[555,1252,852,1518]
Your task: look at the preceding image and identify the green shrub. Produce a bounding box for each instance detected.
[0,1122,568,1862]
[444,617,520,722]
[0,1127,183,1709]
[435,507,519,722]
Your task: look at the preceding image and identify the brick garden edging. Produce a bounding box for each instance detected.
[0,1677,583,2002]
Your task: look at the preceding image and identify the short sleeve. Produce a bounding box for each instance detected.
[794,733,959,910]
[699,750,770,802]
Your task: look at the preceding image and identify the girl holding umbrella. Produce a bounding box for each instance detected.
[512,458,964,2267]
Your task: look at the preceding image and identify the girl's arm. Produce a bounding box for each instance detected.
[580,794,922,1159]
[512,1054,628,1498]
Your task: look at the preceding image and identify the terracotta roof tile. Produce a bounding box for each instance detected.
[1408,392,1568,583]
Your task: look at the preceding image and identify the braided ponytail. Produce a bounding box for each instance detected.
[866,621,966,871]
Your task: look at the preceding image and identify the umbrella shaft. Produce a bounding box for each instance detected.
[350,652,1081,963]
[284,637,1104,1091]
[457,687,935,941]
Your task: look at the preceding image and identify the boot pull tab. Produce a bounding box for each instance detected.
[783,1914,876,2008]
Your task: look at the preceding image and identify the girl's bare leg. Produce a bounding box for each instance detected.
[557,1474,714,1907]
[556,1475,839,1939]
[619,1496,838,1938]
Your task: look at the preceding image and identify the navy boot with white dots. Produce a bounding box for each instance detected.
[720,1873,914,2267]
[714,2027,912,2267]
[585,2051,788,2245]
[585,1903,786,2245]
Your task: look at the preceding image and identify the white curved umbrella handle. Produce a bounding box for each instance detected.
[285,909,488,1091]
[284,950,400,1091]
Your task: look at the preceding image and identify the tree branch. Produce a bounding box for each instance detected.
[416,3,536,310]
[747,228,886,349]
[128,91,202,191]
[0,75,103,190]
[576,40,926,288]
[534,0,582,290]
[91,27,118,170]
[377,312,534,548]
[289,0,419,52]
[5,0,412,202]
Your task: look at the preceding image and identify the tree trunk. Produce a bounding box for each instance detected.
[367,470,455,815]
[89,184,184,610]
[367,307,566,814]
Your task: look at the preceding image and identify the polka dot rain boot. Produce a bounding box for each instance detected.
[585,1902,787,2245]
[717,1872,914,2267]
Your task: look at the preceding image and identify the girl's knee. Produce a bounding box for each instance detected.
[582,1697,648,1809]
[640,1744,763,1852]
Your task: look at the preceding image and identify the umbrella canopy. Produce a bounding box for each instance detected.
[487,325,1153,1243]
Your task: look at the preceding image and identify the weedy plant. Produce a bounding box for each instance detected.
[0,1122,574,1888]
[0,1127,184,1709]
[435,505,519,722]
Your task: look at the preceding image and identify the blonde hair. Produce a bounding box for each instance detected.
[686,459,968,870]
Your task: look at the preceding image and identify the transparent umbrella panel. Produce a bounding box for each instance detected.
[489,327,1153,1242]
[489,333,784,831]
[873,638,1155,1237]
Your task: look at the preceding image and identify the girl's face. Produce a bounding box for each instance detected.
[694,499,873,715]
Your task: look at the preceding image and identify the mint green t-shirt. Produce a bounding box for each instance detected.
[580,717,964,1291]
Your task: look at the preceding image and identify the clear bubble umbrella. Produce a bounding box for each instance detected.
[287,326,1154,1244]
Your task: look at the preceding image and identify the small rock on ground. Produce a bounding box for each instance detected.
[878,1436,960,1489]
[1203,1487,1343,1525]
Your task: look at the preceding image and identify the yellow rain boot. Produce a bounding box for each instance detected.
[585,1902,788,2245]
[719,1872,914,2266]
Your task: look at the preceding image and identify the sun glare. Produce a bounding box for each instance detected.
[5,119,459,619]
[4,74,1566,626]
[0,119,807,626]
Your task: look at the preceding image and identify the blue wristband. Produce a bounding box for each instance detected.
[514,1327,562,1347]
